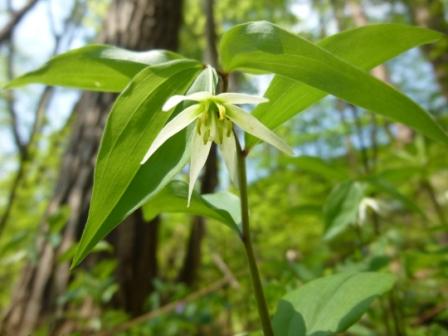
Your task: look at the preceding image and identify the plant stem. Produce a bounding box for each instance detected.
[235,137,274,336]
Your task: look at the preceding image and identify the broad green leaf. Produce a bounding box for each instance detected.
[5,44,181,92]
[219,21,448,147]
[142,180,241,233]
[323,181,365,240]
[248,24,445,148]
[72,60,202,266]
[272,272,396,336]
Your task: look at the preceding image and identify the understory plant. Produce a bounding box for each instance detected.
[6,21,448,335]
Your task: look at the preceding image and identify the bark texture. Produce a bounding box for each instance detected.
[0,0,183,335]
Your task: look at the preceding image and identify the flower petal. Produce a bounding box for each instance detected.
[217,93,268,105]
[162,91,213,111]
[141,105,201,164]
[187,91,213,101]
[188,133,212,206]
[219,134,238,185]
[226,105,294,156]
[162,95,189,111]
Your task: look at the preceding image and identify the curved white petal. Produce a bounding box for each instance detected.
[187,91,213,101]
[217,93,268,105]
[162,91,213,111]
[227,105,294,156]
[188,133,212,206]
[162,95,189,111]
[141,105,201,164]
[219,134,238,185]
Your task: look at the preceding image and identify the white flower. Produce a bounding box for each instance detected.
[358,197,381,224]
[141,90,294,205]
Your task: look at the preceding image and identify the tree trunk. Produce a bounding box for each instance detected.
[177,0,219,287]
[1,0,183,335]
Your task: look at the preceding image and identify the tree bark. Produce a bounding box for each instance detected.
[1,0,183,335]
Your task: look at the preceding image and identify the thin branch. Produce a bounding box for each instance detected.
[0,0,86,235]
[104,276,235,335]
[5,39,26,156]
[204,0,218,68]
[0,0,40,43]
[211,253,240,289]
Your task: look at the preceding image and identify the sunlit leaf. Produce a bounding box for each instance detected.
[272,272,396,336]
[142,180,241,233]
[72,60,201,266]
[219,21,448,147]
[5,44,181,92]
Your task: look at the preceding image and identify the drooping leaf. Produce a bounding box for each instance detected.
[272,272,396,336]
[142,180,241,233]
[248,24,444,149]
[5,44,181,92]
[72,60,202,266]
[323,181,365,240]
[219,21,448,147]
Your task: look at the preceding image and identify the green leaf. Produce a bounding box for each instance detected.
[72,60,202,266]
[323,181,365,240]
[5,44,181,92]
[219,21,448,147]
[272,272,396,336]
[142,180,241,233]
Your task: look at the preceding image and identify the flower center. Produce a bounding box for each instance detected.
[196,101,233,144]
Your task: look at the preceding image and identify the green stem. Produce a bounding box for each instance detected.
[236,137,274,336]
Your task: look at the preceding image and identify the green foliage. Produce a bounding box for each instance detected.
[5,14,448,335]
[323,181,365,240]
[292,155,349,182]
[272,272,396,336]
[219,21,448,145]
[247,23,444,148]
[6,45,181,92]
[73,60,202,266]
[143,180,241,233]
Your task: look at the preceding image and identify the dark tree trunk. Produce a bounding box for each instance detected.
[1,0,183,335]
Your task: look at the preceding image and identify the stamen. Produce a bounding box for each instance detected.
[217,104,226,120]
[203,111,209,124]
[216,123,223,144]
[225,120,233,137]
[203,129,210,144]
[196,118,202,135]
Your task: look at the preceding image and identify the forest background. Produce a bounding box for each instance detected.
[0,0,447,335]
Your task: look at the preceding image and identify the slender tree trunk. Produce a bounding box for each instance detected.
[177,0,219,286]
[1,0,183,335]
